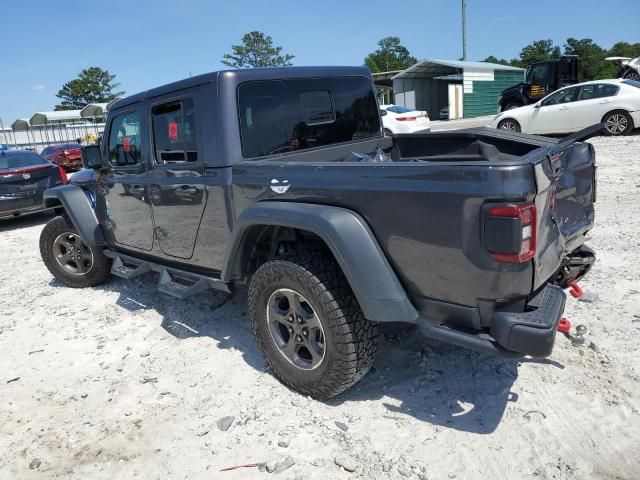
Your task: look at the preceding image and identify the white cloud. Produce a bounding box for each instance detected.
[31,84,46,91]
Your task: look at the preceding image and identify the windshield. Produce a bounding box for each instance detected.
[622,80,640,89]
[0,151,48,171]
[386,105,414,114]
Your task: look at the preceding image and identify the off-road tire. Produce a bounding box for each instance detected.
[40,215,112,288]
[497,118,521,132]
[602,110,633,136]
[248,251,378,399]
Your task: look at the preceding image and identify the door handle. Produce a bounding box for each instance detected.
[130,184,145,192]
[559,106,569,111]
[599,100,611,104]
[175,186,198,196]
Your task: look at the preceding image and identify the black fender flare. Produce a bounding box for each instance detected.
[222,202,418,323]
[43,185,106,247]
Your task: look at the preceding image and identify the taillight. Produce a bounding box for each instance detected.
[57,166,68,184]
[396,116,417,121]
[488,203,536,263]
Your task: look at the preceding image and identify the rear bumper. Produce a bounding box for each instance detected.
[0,193,51,218]
[417,284,567,358]
[491,285,566,357]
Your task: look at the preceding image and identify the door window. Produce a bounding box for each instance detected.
[541,87,579,106]
[151,98,198,163]
[108,111,142,166]
[578,84,620,101]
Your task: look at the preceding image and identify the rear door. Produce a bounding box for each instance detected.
[570,83,620,130]
[147,95,207,259]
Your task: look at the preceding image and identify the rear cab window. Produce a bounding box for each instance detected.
[578,83,619,100]
[622,80,640,89]
[107,111,142,167]
[238,76,381,158]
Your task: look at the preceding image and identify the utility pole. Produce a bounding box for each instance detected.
[462,0,467,61]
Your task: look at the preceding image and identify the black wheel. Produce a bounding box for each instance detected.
[39,216,112,288]
[623,70,640,81]
[248,251,378,399]
[504,103,523,111]
[384,128,393,136]
[602,110,633,136]
[497,118,521,132]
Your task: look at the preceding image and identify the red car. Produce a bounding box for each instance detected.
[41,143,83,172]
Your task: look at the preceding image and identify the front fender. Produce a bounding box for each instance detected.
[43,185,106,247]
[222,202,419,324]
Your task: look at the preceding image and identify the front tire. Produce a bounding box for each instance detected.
[602,110,633,136]
[40,216,112,288]
[497,118,521,132]
[248,252,378,399]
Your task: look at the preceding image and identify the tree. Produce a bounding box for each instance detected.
[364,37,417,73]
[564,38,610,80]
[515,39,561,68]
[222,31,294,68]
[55,67,123,111]
[482,55,514,66]
[607,41,640,59]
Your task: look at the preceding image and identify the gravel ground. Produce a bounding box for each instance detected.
[1,134,639,480]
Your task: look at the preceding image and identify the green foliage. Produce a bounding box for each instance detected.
[55,67,123,111]
[515,39,561,68]
[222,31,294,68]
[483,38,640,81]
[364,37,417,73]
[564,38,612,80]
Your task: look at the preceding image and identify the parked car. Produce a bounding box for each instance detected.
[380,104,430,134]
[606,56,640,81]
[0,150,67,219]
[491,79,640,136]
[41,143,83,172]
[40,67,596,399]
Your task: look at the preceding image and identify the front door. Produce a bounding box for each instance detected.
[99,109,154,251]
[528,86,580,134]
[148,97,207,259]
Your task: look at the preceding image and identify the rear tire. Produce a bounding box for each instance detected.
[40,216,112,288]
[623,70,640,81]
[497,118,521,132]
[248,251,378,399]
[602,110,633,136]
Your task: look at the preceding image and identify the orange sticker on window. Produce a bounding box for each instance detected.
[168,121,178,140]
[123,136,130,152]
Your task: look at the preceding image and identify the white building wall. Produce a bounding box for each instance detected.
[463,69,494,94]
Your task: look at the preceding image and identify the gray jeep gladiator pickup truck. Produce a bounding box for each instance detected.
[39,67,597,399]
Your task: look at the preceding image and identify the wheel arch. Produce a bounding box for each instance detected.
[222,202,418,323]
[43,185,106,247]
[601,109,635,132]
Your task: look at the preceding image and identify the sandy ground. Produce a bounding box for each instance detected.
[1,134,639,480]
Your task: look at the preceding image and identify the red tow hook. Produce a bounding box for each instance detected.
[558,317,586,344]
[567,279,583,299]
[557,318,571,333]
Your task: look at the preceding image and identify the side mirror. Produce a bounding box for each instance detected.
[533,102,542,109]
[81,145,103,169]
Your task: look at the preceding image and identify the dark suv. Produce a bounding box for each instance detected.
[39,67,597,399]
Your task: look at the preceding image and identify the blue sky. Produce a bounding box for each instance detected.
[0,0,638,123]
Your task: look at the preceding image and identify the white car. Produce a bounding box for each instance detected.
[380,104,430,134]
[490,79,640,136]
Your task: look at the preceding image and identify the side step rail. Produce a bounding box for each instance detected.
[104,250,231,298]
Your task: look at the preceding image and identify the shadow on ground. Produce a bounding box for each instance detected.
[49,272,564,435]
[0,211,51,232]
